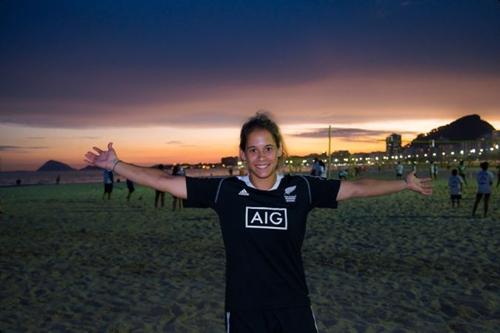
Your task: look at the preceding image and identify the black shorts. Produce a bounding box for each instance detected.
[225,306,319,333]
[450,194,462,200]
[476,193,491,200]
[104,183,113,193]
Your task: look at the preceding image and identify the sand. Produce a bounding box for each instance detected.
[0,178,499,332]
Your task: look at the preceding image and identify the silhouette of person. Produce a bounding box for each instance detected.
[472,162,494,218]
[102,169,114,200]
[155,164,165,208]
[458,160,467,185]
[126,179,135,201]
[396,161,404,179]
[172,164,184,211]
[448,169,464,208]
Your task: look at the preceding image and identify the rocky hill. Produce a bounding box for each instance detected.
[37,160,75,172]
[410,114,495,147]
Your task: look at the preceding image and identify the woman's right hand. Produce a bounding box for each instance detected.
[84,142,118,170]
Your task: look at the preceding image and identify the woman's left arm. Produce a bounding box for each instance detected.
[336,171,432,201]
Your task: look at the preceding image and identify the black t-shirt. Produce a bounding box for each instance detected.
[185,174,341,311]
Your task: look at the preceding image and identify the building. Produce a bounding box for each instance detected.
[386,133,402,157]
[221,156,239,167]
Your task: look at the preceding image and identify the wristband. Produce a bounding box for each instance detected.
[110,159,121,172]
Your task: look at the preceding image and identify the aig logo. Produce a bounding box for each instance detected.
[245,207,288,230]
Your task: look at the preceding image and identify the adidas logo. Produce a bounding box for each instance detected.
[238,189,250,196]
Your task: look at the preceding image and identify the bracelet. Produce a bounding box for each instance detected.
[110,159,121,172]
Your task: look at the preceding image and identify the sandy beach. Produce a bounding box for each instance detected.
[0,177,499,332]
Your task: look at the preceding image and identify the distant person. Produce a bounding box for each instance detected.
[171,164,184,211]
[496,164,500,188]
[430,162,438,180]
[458,160,467,185]
[56,174,61,185]
[102,169,114,200]
[154,164,165,208]
[310,158,323,177]
[126,179,135,201]
[15,179,21,186]
[448,169,464,208]
[318,159,326,177]
[84,112,432,333]
[472,162,494,218]
[354,166,361,177]
[395,161,404,179]
[338,168,348,180]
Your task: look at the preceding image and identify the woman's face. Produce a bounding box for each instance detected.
[240,128,282,183]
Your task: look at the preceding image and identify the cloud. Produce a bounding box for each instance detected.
[1,71,499,130]
[0,145,48,151]
[166,140,182,144]
[292,127,418,140]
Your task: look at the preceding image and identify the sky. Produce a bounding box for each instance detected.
[1,0,500,171]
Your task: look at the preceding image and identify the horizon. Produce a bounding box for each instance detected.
[1,1,500,171]
[1,113,498,172]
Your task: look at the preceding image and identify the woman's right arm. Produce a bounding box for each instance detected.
[84,142,187,199]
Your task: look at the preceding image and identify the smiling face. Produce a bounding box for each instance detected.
[239,128,282,190]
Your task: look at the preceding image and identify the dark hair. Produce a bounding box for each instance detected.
[239,112,287,163]
[480,161,489,170]
[452,169,458,176]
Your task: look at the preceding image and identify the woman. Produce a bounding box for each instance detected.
[84,113,432,333]
[472,161,494,218]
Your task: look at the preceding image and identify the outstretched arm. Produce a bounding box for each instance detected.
[336,171,432,201]
[84,143,187,199]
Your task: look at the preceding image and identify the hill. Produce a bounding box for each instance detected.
[410,114,495,147]
[80,165,103,171]
[37,160,75,172]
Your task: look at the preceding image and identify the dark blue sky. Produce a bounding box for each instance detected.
[1,0,499,127]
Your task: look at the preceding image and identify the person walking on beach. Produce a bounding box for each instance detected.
[496,163,500,188]
[430,161,438,180]
[458,160,467,185]
[395,161,404,179]
[84,112,432,333]
[171,164,184,211]
[154,164,166,208]
[310,158,323,177]
[126,179,135,201]
[448,169,464,208]
[472,161,494,218]
[102,169,114,200]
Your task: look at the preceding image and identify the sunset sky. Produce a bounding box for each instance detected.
[1,0,500,171]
